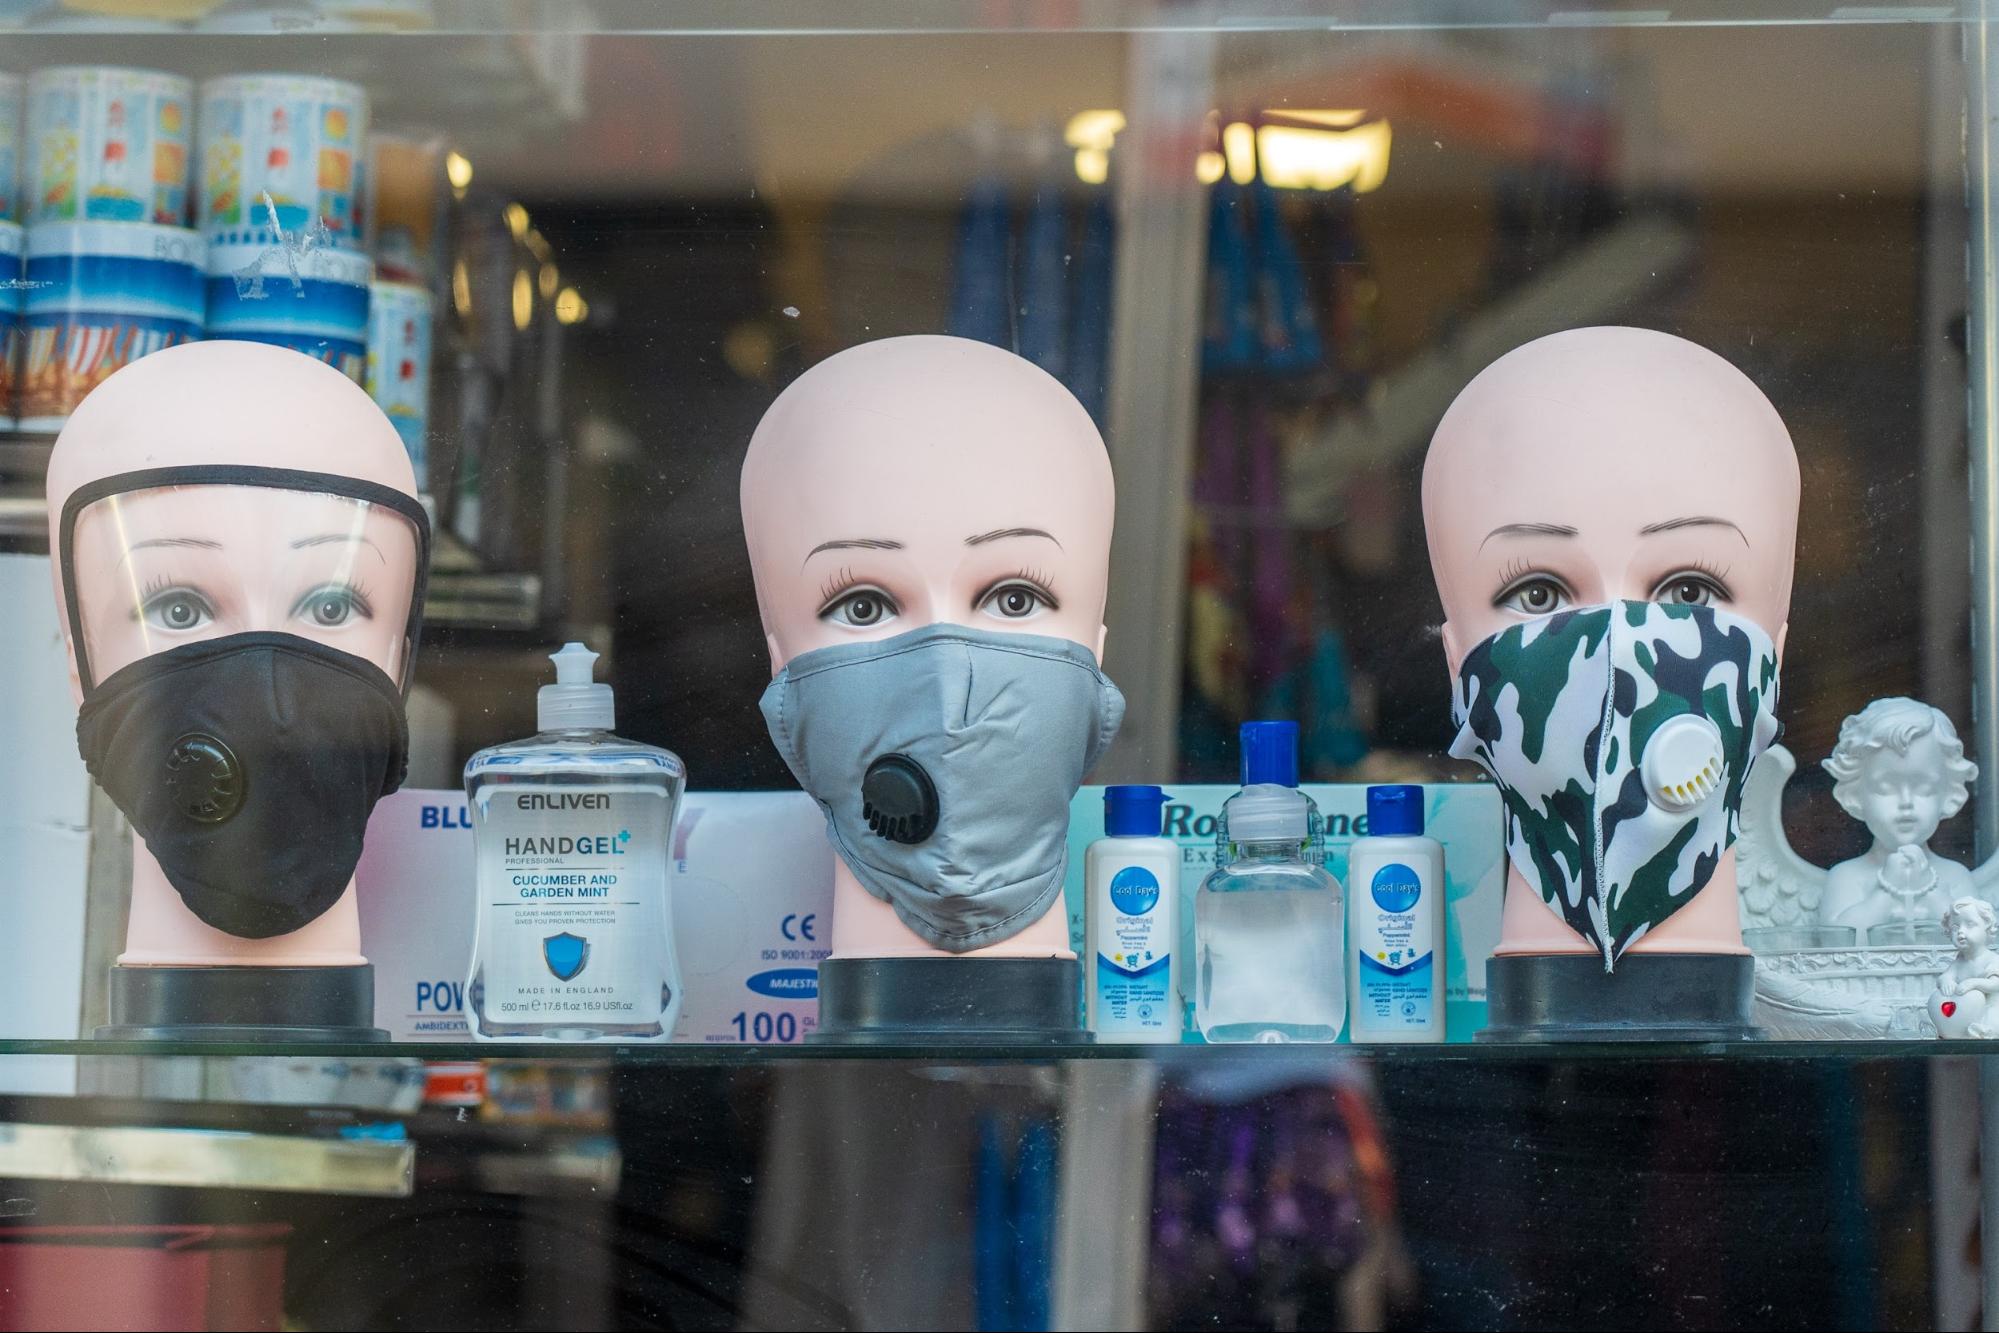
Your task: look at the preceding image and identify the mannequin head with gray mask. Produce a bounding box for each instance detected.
[741,335,1122,960]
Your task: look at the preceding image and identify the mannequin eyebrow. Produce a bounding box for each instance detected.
[803,537,905,567]
[1479,522,1577,549]
[965,527,1062,548]
[115,536,222,570]
[1640,515,1749,545]
[292,533,387,561]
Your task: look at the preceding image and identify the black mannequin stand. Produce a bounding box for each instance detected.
[96,964,386,1042]
[810,956,1090,1046]
[1480,952,1760,1042]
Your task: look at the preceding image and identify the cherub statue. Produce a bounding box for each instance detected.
[1931,897,1999,1039]
[1736,697,1999,1038]
[1816,698,1980,935]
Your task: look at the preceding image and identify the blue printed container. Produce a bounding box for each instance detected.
[0,221,20,427]
[197,74,368,251]
[205,225,371,383]
[26,67,192,227]
[20,220,204,433]
[0,74,22,224]
[365,279,432,487]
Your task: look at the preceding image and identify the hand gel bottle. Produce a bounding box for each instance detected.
[1195,721,1345,1043]
[1086,785,1181,1042]
[1347,785,1446,1043]
[465,643,686,1041]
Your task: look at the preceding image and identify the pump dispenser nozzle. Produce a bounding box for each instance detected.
[538,642,616,731]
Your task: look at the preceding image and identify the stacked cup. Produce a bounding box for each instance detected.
[1,73,20,430]
[362,129,441,487]
[19,66,204,434]
[196,73,372,384]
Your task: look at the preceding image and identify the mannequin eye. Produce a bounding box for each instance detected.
[979,580,1054,621]
[139,585,215,633]
[821,587,899,629]
[1494,575,1570,617]
[293,583,374,629]
[1651,570,1730,607]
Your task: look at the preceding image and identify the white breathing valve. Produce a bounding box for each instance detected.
[1640,714,1725,813]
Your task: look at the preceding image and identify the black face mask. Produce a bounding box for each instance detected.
[60,466,430,940]
[75,634,411,937]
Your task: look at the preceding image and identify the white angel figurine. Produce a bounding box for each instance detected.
[1816,698,1979,934]
[1931,898,1999,1039]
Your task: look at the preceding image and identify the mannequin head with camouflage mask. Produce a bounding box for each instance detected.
[1423,327,1799,967]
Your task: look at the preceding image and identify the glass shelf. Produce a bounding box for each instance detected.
[0,1037,1982,1062]
[1,0,1985,37]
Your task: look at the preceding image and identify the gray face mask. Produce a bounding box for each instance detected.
[759,622,1126,952]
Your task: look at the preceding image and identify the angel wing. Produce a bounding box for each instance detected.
[1752,964,1913,1039]
[1735,743,1830,931]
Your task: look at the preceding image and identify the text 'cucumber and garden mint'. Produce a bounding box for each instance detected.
[464,642,687,1041]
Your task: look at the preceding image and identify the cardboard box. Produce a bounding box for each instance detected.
[0,556,92,1090]
[355,789,833,1043]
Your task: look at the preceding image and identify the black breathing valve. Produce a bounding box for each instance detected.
[165,732,245,825]
[861,753,939,844]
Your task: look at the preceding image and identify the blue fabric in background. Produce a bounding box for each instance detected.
[1017,180,1070,381]
[1067,188,1115,423]
[949,176,1012,349]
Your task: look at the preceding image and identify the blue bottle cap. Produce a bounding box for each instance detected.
[1104,784,1170,837]
[1366,784,1424,836]
[1238,721,1300,787]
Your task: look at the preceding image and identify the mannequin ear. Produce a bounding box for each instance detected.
[1832,785,1866,822]
[1775,620,1789,668]
[1944,786,1970,820]
[765,631,786,677]
[1440,619,1466,678]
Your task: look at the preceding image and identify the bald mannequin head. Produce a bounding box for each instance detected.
[47,341,423,696]
[740,335,1115,671]
[47,339,417,511]
[1422,327,1800,673]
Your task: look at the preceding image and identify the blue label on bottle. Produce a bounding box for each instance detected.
[1356,950,1432,1027]
[1108,865,1160,916]
[1370,862,1421,914]
[1094,952,1172,1031]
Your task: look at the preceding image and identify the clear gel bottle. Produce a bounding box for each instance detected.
[1194,721,1346,1043]
[465,643,686,1041]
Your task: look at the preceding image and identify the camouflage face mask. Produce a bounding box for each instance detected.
[1449,601,1781,968]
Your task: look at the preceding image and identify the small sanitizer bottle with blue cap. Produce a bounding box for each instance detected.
[1086,785,1181,1042]
[1347,785,1445,1043]
[1195,722,1346,1043]
[465,643,686,1042]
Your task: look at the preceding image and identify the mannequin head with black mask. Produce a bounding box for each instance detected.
[46,340,428,970]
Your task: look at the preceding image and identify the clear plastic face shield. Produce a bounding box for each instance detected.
[60,466,428,694]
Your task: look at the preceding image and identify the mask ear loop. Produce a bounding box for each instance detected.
[57,465,432,697]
